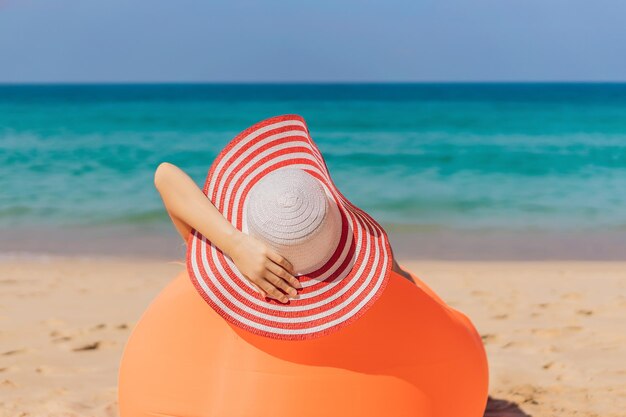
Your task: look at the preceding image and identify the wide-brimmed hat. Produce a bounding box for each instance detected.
[186,115,392,340]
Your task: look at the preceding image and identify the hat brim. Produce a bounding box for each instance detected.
[186,115,392,340]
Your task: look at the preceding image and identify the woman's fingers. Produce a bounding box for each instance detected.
[264,269,299,298]
[266,261,302,290]
[255,278,289,303]
[266,249,295,275]
[250,281,267,296]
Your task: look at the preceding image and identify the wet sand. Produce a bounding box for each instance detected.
[5,225,626,261]
[0,256,624,417]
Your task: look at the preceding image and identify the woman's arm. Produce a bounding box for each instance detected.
[154,162,301,303]
[389,245,415,284]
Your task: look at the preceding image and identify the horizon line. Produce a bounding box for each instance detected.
[3,80,626,86]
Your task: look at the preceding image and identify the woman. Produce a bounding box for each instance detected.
[153,161,415,304]
[118,115,488,417]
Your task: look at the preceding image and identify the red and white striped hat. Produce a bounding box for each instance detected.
[186,115,392,340]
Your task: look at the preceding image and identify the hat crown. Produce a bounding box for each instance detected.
[245,168,341,275]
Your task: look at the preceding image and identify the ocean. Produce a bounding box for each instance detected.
[1,83,626,257]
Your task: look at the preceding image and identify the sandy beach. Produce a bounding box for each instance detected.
[0,255,624,417]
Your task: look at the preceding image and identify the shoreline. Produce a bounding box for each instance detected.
[3,225,626,261]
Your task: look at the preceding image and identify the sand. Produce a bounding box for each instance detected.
[0,256,624,417]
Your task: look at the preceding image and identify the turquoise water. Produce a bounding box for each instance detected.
[1,83,626,232]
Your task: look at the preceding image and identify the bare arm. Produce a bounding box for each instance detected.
[392,256,415,284]
[154,162,239,254]
[154,162,301,302]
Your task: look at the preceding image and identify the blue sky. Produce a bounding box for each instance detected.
[1,0,625,83]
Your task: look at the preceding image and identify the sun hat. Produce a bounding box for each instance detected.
[186,114,392,340]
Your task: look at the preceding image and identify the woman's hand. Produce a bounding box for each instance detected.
[227,231,302,303]
[154,162,302,302]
